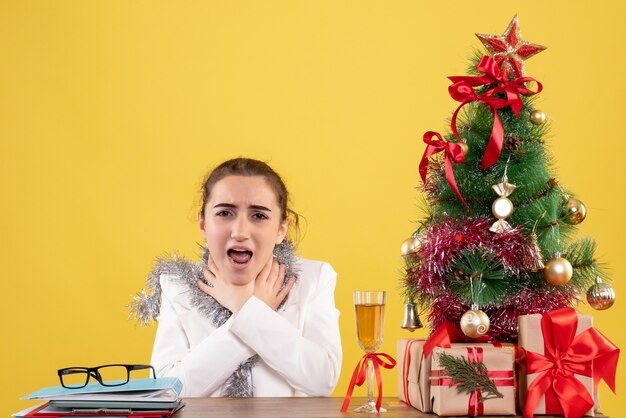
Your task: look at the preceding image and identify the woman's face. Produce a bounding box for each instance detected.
[199,175,288,286]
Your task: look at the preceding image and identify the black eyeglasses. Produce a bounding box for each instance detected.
[58,364,156,389]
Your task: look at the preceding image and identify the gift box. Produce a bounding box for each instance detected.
[519,310,593,417]
[397,339,431,412]
[430,345,517,416]
[518,308,619,418]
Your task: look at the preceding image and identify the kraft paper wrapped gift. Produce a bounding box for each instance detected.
[430,345,517,416]
[518,310,595,417]
[397,339,432,412]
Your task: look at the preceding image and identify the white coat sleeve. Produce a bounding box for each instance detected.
[150,275,256,397]
[229,262,342,396]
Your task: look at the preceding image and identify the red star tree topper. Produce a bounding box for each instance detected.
[475,15,546,78]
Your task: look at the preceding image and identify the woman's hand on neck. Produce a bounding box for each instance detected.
[197,255,255,315]
[197,254,295,315]
[254,257,295,310]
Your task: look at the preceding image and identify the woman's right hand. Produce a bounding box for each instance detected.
[197,255,255,315]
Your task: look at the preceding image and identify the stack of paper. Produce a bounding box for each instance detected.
[14,377,184,418]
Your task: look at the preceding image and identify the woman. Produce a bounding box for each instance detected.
[133,158,342,397]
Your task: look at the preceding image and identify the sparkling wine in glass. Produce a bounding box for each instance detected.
[353,290,386,413]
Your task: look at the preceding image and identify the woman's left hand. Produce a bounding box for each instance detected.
[254,258,295,310]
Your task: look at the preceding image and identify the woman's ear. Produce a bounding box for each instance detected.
[276,218,289,244]
[198,214,207,241]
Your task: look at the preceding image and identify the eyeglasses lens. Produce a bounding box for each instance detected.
[97,365,130,384]
[61,369,89,388]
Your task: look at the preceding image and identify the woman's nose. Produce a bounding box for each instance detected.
[230,216,250,240]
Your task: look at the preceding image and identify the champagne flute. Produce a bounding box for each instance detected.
[353,290,386,413]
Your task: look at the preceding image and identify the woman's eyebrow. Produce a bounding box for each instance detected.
[250,205,272,212]
[213,203,271,212]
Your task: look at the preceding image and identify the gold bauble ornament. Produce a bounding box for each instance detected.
[562,198,587,225]
[530,109,546,125]
[586,277,616,310]
[492,197,514,219]
[544,255,573,286]
[401,235,423,256]
[460,305,490,338]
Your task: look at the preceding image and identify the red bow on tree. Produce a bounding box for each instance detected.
[448,55,542,170]
[523,308,620,418]
[419,131,469,209]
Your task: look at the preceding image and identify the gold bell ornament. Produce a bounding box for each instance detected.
[400,297,423,331]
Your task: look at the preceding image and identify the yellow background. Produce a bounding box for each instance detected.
[1,1,624,416]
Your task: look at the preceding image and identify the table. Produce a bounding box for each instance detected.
[175,397,608,417]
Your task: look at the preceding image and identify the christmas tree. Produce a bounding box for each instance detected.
[402,15,615,342]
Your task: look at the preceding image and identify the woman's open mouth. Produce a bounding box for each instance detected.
[227,249,253,267]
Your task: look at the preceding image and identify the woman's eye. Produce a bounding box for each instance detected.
[216,210,232,217]
[252,213,269,220]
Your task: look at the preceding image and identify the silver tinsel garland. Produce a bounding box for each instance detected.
[128,240,299,397]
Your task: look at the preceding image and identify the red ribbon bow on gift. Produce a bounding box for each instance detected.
[340,353,396,413]
[423,320,491,358]
[448,55,542,170]
[419,131,469,209]
[523,308,620,418]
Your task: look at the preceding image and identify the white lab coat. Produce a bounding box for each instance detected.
[150,258,342,397]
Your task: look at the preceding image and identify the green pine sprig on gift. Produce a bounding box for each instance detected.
[437,352,504,402]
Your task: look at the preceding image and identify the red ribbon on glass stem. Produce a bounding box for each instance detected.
[448,55,542,170]
[340,353,396,412]
[419,131,468,209]
[522,308,620,418]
